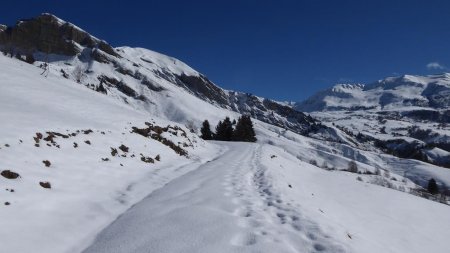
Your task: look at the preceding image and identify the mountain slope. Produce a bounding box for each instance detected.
[0,13,317,135]
[295,74,450,112]
[1,13,450,253]
[0,53,222,253]
[295,75,450,168]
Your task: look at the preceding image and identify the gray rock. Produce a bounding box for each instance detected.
[0,13,120,58]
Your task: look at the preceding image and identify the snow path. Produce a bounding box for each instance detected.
[83,142,346,253]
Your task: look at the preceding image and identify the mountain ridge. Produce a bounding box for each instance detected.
[295,73,450,112]
[0,13,320,136]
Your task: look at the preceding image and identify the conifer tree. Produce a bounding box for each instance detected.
[428,178,439,195]
[347,160,358,173]
[215,117,233,141]
[200,120,213,140]
[233,115,257,142]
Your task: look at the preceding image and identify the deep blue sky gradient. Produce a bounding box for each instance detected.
[2,0,450,101]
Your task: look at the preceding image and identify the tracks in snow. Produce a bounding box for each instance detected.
[84,142,347,253]
[223,144,346,253]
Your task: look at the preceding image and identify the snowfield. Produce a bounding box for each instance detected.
[1,49,450,253]
[0,55,221,252]
[84,142,450,253]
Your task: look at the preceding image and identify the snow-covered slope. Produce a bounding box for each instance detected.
[0,53,223,253]
[84,142,450,253]
[296,74,450,112]
[0,13,317,135]
[295,74,450,168]
[1,13,450,253]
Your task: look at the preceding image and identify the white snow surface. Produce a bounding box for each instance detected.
[84,142,450,253]
[1,51,450,253]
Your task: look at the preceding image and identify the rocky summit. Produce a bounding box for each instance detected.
[0,13,118,58]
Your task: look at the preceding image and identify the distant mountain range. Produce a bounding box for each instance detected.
[295,74,450,112]
[295,75,450,168]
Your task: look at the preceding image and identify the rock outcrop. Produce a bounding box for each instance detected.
[0,13,119,58]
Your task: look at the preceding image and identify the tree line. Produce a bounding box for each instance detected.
[200,115,257,142]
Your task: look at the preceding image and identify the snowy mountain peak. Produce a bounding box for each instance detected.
[296,73,450,112]
[331,83,365,93]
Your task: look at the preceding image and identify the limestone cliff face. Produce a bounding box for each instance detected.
[0,13,119,58]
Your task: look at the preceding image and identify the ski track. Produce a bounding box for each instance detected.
[83,142,347,253]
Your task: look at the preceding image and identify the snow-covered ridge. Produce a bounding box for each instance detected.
[296,73,450,169]
[296,73,450,112]
[331,83,365,92]
[0,13,318,136]
[118,47,200,77]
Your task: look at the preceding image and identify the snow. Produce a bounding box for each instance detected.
[117,47,200,77]
[83,143,348,253]
[296,73,450,112]
[260,144,450,253]
[424,147,450,164]
[0,55,221,252]
[84,142,450,253]
[1,43,450,253]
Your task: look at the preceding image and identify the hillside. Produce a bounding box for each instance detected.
[0,13,317,135]
[1,13,450,253]
[295,75,450,168]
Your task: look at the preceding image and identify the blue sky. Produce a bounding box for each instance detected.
[2,0,450,101]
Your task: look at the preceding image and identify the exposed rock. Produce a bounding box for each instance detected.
[98,75,120,87]
[117,82,138,98]
[91,49,113,63]
[141,77,164,92]
[174,73,317,134]
[118,144,129,153]
[1,170,20,179]
[175,74,229,105]
[0,13,120,58]
[39,181,51,189]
